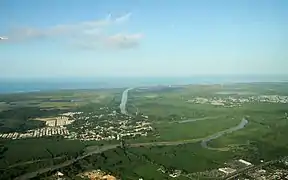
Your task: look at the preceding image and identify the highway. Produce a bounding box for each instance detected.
[8,156,65,169]
[129,138,203,148]
[14,144,119,180]
[13,138,283,180]
[15,87,132,180]
[170,116,220,124]
[14,138,205,180]
[224,158,281,180]
[13,88,252,180]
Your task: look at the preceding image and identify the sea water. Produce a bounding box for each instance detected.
[0,75,287,94]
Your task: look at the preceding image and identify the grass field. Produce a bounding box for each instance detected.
[40,144,238,180]
[128,143,236,173]
[125,83,288,172]
[152,116,240,141]
[40,147,191,180]
[0,138,87,167]
[0,88,123,111]
[0,88,123,179]
[1,82,288,179]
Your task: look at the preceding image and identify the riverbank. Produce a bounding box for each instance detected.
[119,88,133,115]
[201,118,249,149]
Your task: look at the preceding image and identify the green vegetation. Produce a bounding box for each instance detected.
[38,147,186,180]
[1,138,85,165]
[1,83,288,179]
[0,158,67,180]
[0,137,112,179]
[0,107,63,133]
[152,116,240,141]
[0,88,121,111]
[38,143,240,180]
[0,89,123,179]
[0,89,121,133]
[128,143,236,173]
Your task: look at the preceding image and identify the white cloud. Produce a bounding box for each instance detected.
[105,33,143,49]
[9,13,116,39]
[7,12,143,50]
[0,36,8,40]
[115,13,132,23]
[73,33,143,50]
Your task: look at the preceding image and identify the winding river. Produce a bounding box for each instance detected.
[14,88,250,179]
[201,118,249,149]
[119,88,133,115]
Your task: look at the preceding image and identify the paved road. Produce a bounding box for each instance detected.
[14,137,283,180]
[224,158,280,180]
[13,116,250,180]
[119,88,133,115]
[14,145,119,180]
[201,118,248,149]
[14,138,205,180]
[129,138,203,148]
[14,88,251,179]
[8,156,65,169]
[16,88,135,179]
[170,116,220,124]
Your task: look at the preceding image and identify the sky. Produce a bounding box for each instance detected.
[0,0,287,78]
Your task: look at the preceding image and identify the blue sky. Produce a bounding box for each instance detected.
[0,0,287,78]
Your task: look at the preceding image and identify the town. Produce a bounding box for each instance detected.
[185,158,288,179]
[0,112,82,139]
[0,106,153,141]
[187,94,288,107]
[0,126,70,139]
[2,94,287,141]
[65,106,153,141]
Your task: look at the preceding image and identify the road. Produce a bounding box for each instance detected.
[119,88,133,115]
[13,88,250,179]
[15,88,134,179]
[224,158,281,180]
[8,156,65,169]
[170,116,220,124]
[14,144,119,180]
[13,136,282,180]
[129,138,203,148]
[13,121,249,180]
[201,118,248,149]
[14,138,205,180]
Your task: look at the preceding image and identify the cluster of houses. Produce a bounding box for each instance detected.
[218,159,253,175]
[36,112,82,127]
[0,112,81,140]
[0,108,153,142]
[0,126,70,139]
[187,95,288,107]
[66,114,153,141]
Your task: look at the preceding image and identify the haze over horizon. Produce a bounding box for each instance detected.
[0,0,287,78]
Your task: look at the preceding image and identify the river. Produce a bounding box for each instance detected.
[14,117,249,179]
[200,118,249,149]
[119,88,133,115]
[14,88,249,179]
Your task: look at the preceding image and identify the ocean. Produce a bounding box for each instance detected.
[0,75,287,94]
